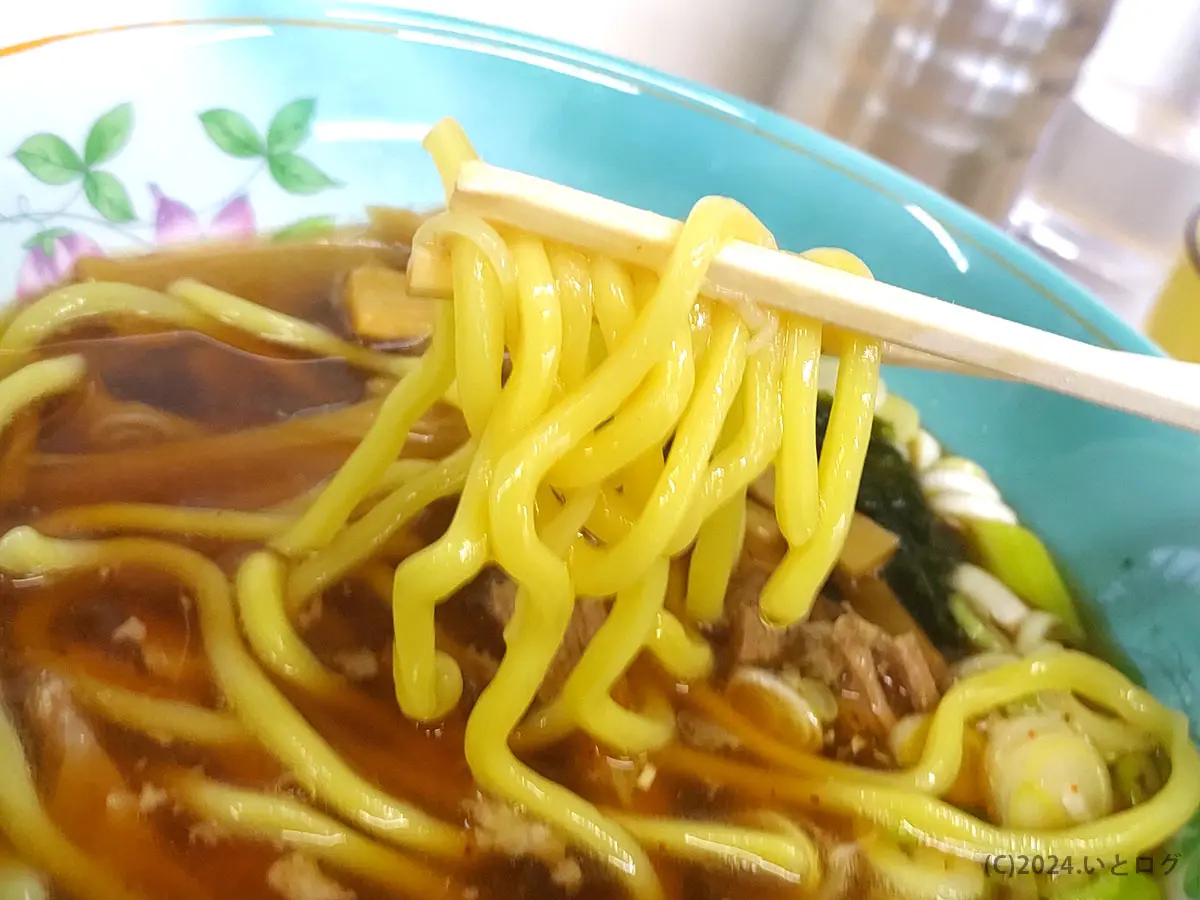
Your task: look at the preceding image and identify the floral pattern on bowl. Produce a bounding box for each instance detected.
[6,98,343,298]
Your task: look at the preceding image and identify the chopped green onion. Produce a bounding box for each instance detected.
[965,519,1086,642]
[949,592,1012,653]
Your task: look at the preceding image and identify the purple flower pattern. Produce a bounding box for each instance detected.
[6,98,337,299]
[17,232,103,298]
[150,185,256,245]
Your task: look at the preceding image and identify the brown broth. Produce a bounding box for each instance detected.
[0,242,936,900]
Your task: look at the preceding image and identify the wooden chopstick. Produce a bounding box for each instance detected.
[440,159,1200,435]
[406,222,1008,381]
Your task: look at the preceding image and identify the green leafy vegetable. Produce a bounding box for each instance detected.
[966,518,1086,642]
[83,103,133,166]
[12,133,85,184]
[816,394,966,653]
[948,592,1010,652]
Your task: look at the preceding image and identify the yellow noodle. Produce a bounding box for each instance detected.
[645,610,714,681]
[0,355,86,438]
[417,121,518,417]
[267,457,434,518]
[663,652,1200,861]
[464,489,664,900]
[168,278,414,377]
[488,196,772,617]
[446,230,506,436]
[0,284,207,360]
[169,773,459,899]
[904,651,1181,795]
[580,482,638,543]
[392,234,563,722]
[549,317,694,490]
[574,692,677,756]
[773,315,823,544]
[65,671,248,746]
[686,297,712,363]
[610,811,819,890]
[286,441,474,613]
[685,489,747,623]
[423,117,478,196]
[236,552,343,696]
[862,832,987,899]
[550,247,596,392]
[620,447,668,508]
[668,323,784,554]
[0,700,146,900]
[590,254,638,349]
[569,302,748,596]
[554,257,660,520]
[514,556,673,753]
[0,528,466,861]
[759,333,880,626]
[411,212,518,310]
[478,209,773,881]
[271,300,456,556]
[36,503,290,540]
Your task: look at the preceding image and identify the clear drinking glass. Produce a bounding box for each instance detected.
[1007,0,1200,324]
[769,0,1115,221]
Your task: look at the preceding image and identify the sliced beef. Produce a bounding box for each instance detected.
[713,561,943,766]
[725,560,841,670]
[480,569,608,703]
[833,571,950,690]
[830,612,898,732]
[795,608,945,762]
[727,564,786,667]
[889,632,941,713]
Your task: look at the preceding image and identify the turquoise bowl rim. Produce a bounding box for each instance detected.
[5,2,1159,360]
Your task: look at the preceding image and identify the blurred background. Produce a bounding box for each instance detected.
[396,0,1200,353]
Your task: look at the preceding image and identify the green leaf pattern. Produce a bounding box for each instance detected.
[83,171,135,223]
[13,134,85,184]
[84,103,133,166]
[21,227,72,255]
[268,153,338,195]
[266,99,316,156]
[272,216,336,243]
[10,97,340,278]
[198,109,265,158]
[197,98,336,197]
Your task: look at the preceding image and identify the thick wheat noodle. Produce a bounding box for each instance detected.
[0,529,468,861]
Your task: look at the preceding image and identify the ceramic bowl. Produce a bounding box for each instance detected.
[3,5,1199,885]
